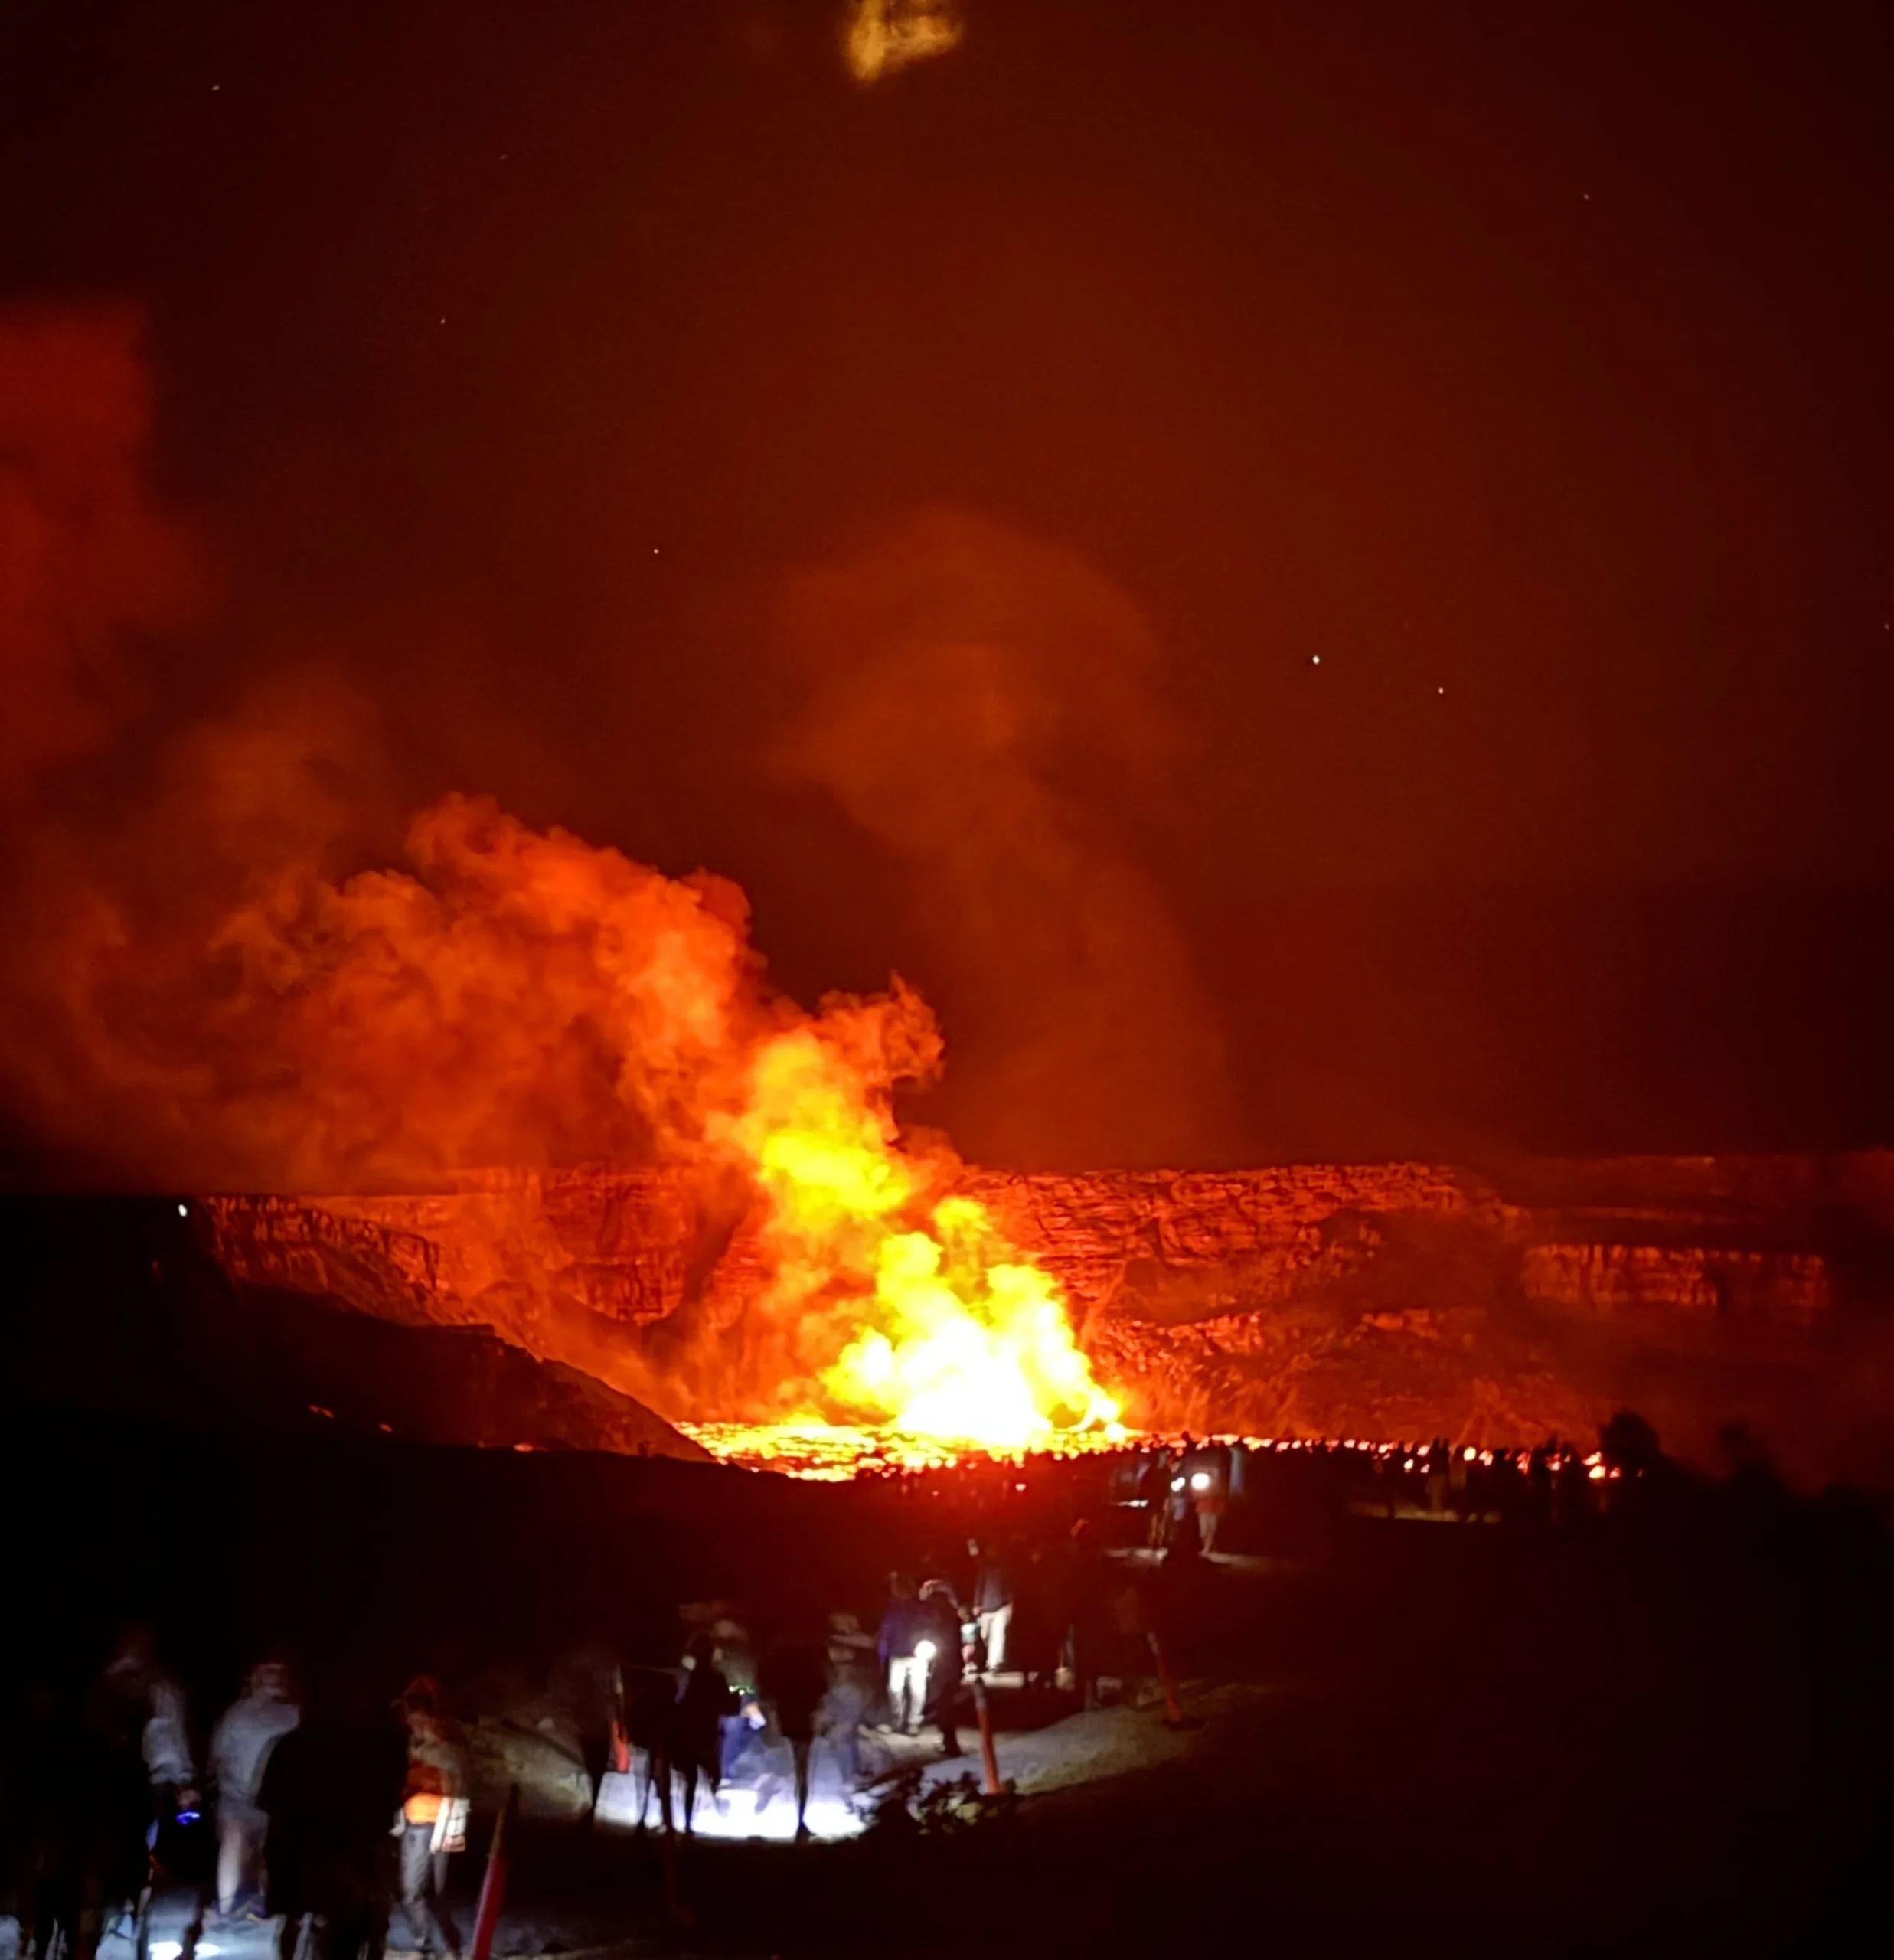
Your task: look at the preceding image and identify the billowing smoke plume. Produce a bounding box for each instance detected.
[0,307,208,797]
[0,311,947,1201]
[773,510,1237,1170]
[2,714,945,1196]
[0,323,1155,1444]
[0,354,1233,1196]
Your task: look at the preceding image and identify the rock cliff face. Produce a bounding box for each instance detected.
[0,1194,710,1462]
[197,1153,1894,1478]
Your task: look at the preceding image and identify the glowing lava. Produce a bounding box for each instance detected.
[677,1420,1133,1481]
[76,777,1123,1451]
[720,1015,1125,1451]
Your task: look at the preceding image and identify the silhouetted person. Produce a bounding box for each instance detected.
[1138,1451,1174,1550]
[80,1630,201,1960]
[317,1690,410,1960]
[547,1644,623,1828]
[15,1684,143,1960]
[917,1580,964,1756]
[1527,1442,1555,1524]
[759,1628,828,1838]
[1600,1409,1664,1479]
[1007,1547,1060,1693]
[968,1539,1014,1671]
[1064,1521,1107,1710]
[673,1633,734,1834]
[256,1713,318,1960]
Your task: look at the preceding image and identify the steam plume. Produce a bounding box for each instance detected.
[773,509,1236,1169]
[0,307,208,796]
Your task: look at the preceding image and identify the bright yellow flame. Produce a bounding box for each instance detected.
[843,0,963,84]
[825,1219,1122,1446]
[678,1419,1132,1481]
[721,1024,1123,1451]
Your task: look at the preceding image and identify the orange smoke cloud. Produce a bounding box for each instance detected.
[0,307,210,796]
[843,0,964,83]
[0,326,1128,1441]
[8,743,1117,1439]
[207,792,772,1187]
[774,509,1237,1171]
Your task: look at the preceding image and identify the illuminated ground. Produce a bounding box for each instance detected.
[9,1679,1257,1960]
[2,1409,1879,1959]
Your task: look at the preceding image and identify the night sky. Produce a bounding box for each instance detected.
[2,0,1890,1174]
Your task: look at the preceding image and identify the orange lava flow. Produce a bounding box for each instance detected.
[678,1419,1137,1481]
[715,1015,1127,1451]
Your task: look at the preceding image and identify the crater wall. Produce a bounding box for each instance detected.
[197,1154,1894,1480]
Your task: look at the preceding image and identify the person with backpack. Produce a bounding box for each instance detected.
[393,1678,465,1958]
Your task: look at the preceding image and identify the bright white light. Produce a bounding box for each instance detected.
[678,1783,862,1843]
[914,1638,936,1661]
[177,1203,188,1217]
[152,1944,183,1960]
[1190,1472,1211,1491]
[593,1772,861,1842]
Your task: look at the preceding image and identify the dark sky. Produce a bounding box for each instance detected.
[2,0,1890,1168]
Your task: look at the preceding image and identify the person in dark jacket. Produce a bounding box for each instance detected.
[256,1717,317,1960]
[1005,1547,1059,1693]
[77,1634,196,1960]
[16,1685,145,1960]
[546,1644,623,1828]
[672,1635,734,1835]
[877,1575,929,1735]
[757,1628,829,1839]
[258,1687,407,1960]
[1139,1451,1174,1551]
[325,1697,410,1960]
[916,1581,964,1756]
[966,1539,1014,1674]
[1063,1520,1108,1710]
